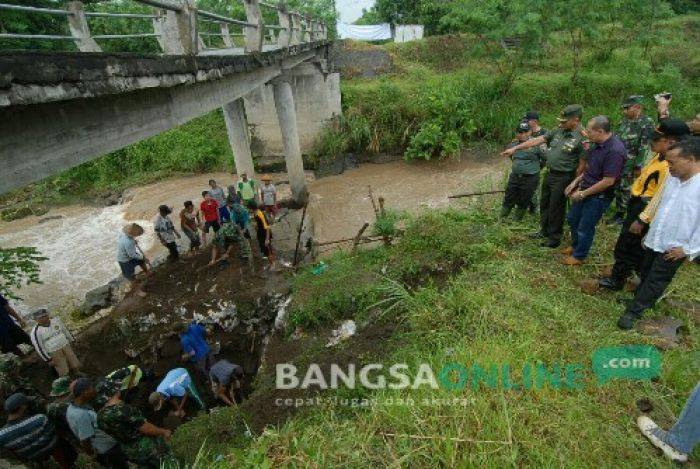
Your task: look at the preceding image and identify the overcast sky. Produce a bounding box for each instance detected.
[335,0,377,24]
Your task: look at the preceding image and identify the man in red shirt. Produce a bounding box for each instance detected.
[199,191,220,244]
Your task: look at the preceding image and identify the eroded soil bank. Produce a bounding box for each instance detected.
[20,246,291,429]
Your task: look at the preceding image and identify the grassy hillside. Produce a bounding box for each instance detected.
[317,15,700,160]
[172,197,699,467]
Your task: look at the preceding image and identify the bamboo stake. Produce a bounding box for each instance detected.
[292,203,308,266]
[352,222,370,253]
[448,189,505,199]
[379,432,511,445]
[368,185,379,217]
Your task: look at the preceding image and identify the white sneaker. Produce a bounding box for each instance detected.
[636,415,688,463]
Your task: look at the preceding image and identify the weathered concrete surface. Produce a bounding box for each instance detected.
[0,41,328,107]
[272,76,308,204]
[0,44,329,194]
[223,97,256,179]
[245,63,341,156]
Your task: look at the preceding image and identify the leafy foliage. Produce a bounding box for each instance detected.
[0,247,47,299]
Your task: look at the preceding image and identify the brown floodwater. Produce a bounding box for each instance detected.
[0,154,506,311]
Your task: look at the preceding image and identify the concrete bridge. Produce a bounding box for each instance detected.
[0,0,341,205]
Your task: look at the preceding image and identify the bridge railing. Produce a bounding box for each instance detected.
[0,0,327,55]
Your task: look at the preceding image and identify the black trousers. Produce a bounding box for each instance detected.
[165,242,179,260]
[0,320,31,355]
[96,444,129,469]
[503,173,539,211]
[540,170,575,243]
[610,196,648,282]
[626,249,684,318]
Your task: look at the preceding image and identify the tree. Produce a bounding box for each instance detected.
[0,247,47,300]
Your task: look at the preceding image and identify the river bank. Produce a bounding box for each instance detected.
[0,153,506,312]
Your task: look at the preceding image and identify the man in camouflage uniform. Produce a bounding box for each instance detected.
[0,354,45,415]
[96,380,173,468]
[612,95,656,223]
[209,217,252,267]
[46,376,78,446]
[523,111,548,214]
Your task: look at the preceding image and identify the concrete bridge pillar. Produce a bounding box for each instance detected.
[223,98,256,180]
[244,63,341,157]
[272,77,308,205]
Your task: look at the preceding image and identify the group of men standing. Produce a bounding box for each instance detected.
[501,96,700,463]
[501,94,699,328]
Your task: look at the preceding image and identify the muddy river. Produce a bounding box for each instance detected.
[0,154,505,311]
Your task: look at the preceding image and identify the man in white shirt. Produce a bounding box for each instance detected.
[617,137,700,329]
[30,309,81,376]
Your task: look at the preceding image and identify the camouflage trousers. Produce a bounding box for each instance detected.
[614,168,635,218]
[123,436,173,468]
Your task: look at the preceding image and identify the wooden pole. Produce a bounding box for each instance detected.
[448,189,505,199]
[352,222,370,253]
[292,203,307,266]
[377,196,391,247]
[368,185,379,217]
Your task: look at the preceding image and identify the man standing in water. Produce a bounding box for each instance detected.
[116,223,150,297]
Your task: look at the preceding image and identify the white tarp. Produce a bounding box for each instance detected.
[336,22,392,41]
[394,25,424,43]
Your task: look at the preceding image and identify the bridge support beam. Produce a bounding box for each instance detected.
[223,98,256,180]
[272,77,308,206]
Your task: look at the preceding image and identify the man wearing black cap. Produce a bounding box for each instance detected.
[66,377,129,468]
[500,122,544,221]
[502,104,587,248]
[617,136,700,329]
[612,95,656,224]
[0,392,77,468]
[599,118,691,291]
[523,111,548,214]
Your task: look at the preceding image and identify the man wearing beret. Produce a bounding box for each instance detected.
[502,104,587,248]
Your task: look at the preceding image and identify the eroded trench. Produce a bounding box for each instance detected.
[20,230,297,429]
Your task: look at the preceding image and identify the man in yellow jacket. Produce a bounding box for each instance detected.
[598,119,690,291]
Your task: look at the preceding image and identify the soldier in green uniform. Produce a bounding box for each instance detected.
[96,380,173,468]
[501,121,544,221]
[0,354,45,415]
[46,377,77,444]
[523,111,548,214]
[612,95,656,224]
[502,104,587,248]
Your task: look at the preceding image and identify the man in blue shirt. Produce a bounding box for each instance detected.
[563,116,626,265]
[177,322,212,375]
[148,368,205,418]
[67,378,128,468]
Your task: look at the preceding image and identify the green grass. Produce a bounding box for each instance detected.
[172,199,699,467]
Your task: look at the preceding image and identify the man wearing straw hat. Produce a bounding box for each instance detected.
[116,223,151,297]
